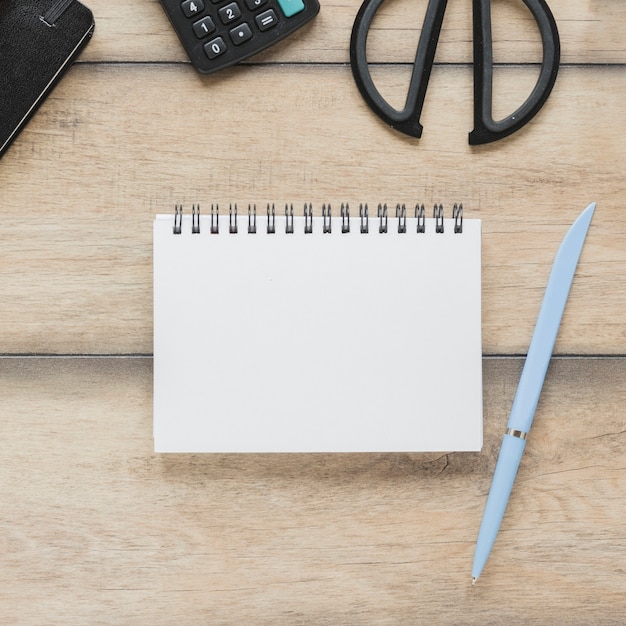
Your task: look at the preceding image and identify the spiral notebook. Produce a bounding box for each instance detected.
[153,203,483,453]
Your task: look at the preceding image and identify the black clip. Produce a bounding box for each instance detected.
[341,203,350,233]
[416,204,425,233]
[323,204,332,233]
[396,204,406,233]
[453,203,463,233]
[360,203,369,233]
[378,203,388,233]
[173,204,183,235]
[210,204,219,234]
[267,204,275,234]
[304,203,313,234]
[248,204,257,234]
[434,203,444,233]
[229,204,238,234]
[285,204,294,234]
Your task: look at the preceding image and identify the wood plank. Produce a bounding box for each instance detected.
[0,356,624,623]
[0,64,623,355]
[81,0,626,65]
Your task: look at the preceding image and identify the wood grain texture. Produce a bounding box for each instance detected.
[1,64,624,354]
[0,2,624,621]
[0,356,624,624]
[80,0,626,64]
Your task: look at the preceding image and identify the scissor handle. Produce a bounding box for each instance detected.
[469,0,560,145]
[349,0,448,138]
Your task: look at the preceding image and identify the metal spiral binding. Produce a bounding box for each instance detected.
[360,203,369,233]
[341,203,350,233]
[248,204,257,234]
[322,204,332,233]
[453,203,463,233]
[434,203,444,233]
[396,204,407,233]
[192,204,200,234]
[285,204,294,234]
[267,204,275,234]
[229,204,238,234]
[304,203,313,233]
[173,204,183,234]
[378,204,388,233]
[171,203,466,235]
[415,204,426,233]
[211,205,219,234]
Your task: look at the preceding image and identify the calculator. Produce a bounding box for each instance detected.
[159,0,320,74]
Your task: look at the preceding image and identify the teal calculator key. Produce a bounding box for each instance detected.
[276,0,304,18]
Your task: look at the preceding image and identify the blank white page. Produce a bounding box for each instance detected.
[153,210,482,452]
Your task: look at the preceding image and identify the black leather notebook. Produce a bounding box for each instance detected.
[0,0,94,157]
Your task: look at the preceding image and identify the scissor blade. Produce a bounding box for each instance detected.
[508,202,595,431]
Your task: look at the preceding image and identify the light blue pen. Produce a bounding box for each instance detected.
[472,202,596,585]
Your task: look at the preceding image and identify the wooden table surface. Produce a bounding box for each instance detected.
[1,0,624,623]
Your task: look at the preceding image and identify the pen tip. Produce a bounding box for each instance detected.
[471,577,477,586]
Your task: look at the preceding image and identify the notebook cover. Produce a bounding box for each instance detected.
[153,212,483,453]
[0,0,94,157]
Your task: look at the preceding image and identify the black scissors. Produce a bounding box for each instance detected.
[350,0,560,144]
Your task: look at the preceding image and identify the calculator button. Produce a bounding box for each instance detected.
[158,0,319,74]
[229,23,252,45]
[219,2,242,24]
[245,0,267,10]
[193,16,216,38]
[181,0,205,18]
[275,0,304,17]
[255,9,278,31]
[204,36,227,59]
